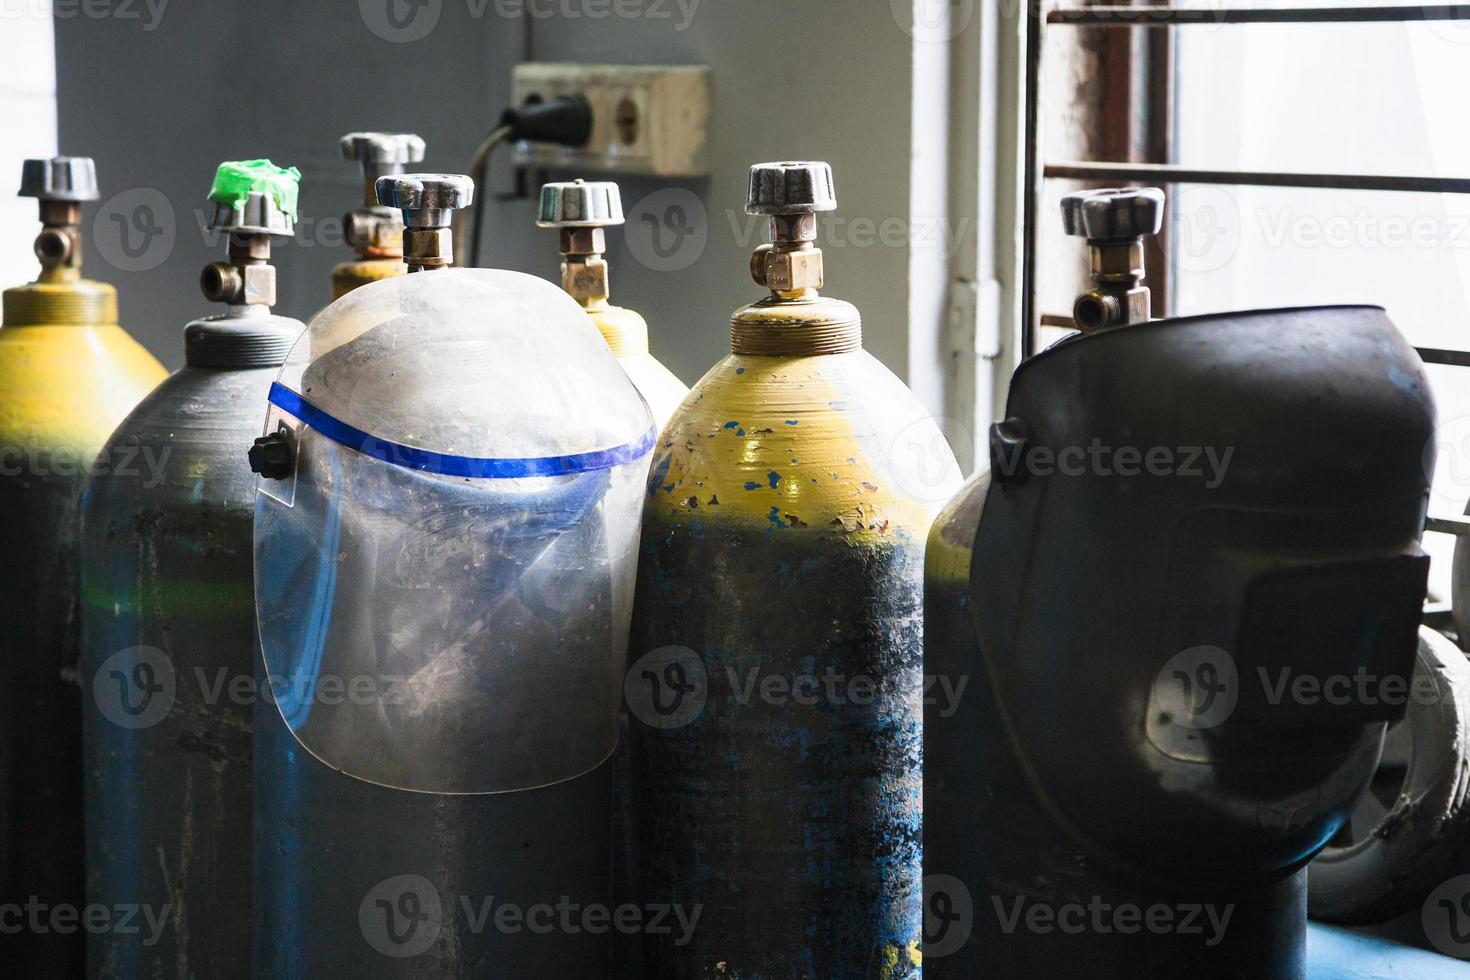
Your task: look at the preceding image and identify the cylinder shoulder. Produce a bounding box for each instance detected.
[332,258,406,300]
[0,323,166,450]
[586,303,650,359]
[926,469,990,587]
[82,365,276,509]
[621,352,687,431]
[645,350,961,540]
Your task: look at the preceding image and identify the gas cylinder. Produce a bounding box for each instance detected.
[537,179,687,427]
[627,161,960,977]
[79,160,303,979]
[537,178,688,973]
[249,173,654,977]
[331,132,424,299]
[0,156,166,974]
[922,187,1457,978]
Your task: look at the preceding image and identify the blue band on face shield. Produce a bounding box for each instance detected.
[268,382,656,478]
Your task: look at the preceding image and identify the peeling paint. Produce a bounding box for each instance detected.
[629,346,959,978]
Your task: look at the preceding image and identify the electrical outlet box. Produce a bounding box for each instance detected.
[511,63,710,177]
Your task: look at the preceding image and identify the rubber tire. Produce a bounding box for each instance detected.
[1309,626,1470,924]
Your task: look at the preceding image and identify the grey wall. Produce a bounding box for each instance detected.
[56,0,926,393]
[55,1,512,363]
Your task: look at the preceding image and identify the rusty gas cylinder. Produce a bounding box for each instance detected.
[626,160,960,978]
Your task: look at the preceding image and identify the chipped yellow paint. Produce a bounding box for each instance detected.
[645,347,951,545]
[0,273,166,454]
[331,257,406,300]
[877,939,923,979]
[925,470,991,587]
[880,944,898,977]
[584,301,687,428]
[634,279,954,974]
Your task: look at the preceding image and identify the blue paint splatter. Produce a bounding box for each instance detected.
[767,507,786,528]
[744,481,760,491]
[736,367,746,375]
[736,428,745,437]
[646,454,672,496]
[784,419,799,426]
[767,471,781,488]
[723,421,740,429]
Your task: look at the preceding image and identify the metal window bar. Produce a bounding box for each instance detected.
[1022,2,1470,370]
[1048,5,1470,25]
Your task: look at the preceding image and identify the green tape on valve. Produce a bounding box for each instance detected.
[208,159,301,219]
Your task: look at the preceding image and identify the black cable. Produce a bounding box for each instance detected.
[463,124,511,268]
[464,95,593,268]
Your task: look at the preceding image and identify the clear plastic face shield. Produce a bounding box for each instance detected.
[253,269,654,794]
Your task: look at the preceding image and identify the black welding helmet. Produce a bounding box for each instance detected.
[970,305,1434,880]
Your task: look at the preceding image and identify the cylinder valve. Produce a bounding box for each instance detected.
[537,179,624,305]
[201,160,300,311]
[20,156,100,277]
[1060,186,1164,332]
[375,173,475,272]
[746,161,836,297]
[340,132,425,256]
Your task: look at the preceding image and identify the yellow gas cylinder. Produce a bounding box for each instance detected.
[331,132,425,299]
[0,156,166,975]
[626,161,961,978]
[537,179,687,427]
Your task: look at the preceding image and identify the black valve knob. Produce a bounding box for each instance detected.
[746,161,836,216]
[1060,187,1165,242]
[249,432,294,480]
[20,156,99,202]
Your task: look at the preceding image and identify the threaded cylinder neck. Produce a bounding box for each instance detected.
[184,313,300,369]
[3,278,116,326]
[729,295,862,357]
